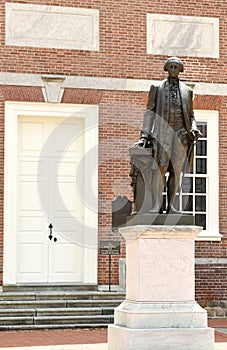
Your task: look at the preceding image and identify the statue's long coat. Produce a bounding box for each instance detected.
[142,79,196,170]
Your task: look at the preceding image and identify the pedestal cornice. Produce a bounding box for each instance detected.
[119,225,202,241]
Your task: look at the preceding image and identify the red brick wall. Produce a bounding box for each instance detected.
[0,0,226,300]
[0,86,225,296]
[0,86,44,102]
[195,265,227,301]
[194,94,227,301]
[0,0,226,83]
[98,90,145,284]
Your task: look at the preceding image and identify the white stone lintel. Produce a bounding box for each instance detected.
[0,72,227,97]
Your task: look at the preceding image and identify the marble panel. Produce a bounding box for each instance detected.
[147,13,219,58]
[119,226,201,302]
[126,237,195,302]
[5,3,99,51]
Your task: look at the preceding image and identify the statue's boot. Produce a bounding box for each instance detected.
[149,170,163,213]
[166,204,182,214]
[166,171,182,214]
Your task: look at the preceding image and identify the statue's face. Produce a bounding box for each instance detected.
[167,63,180,78]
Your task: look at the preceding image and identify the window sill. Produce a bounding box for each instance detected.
[195,231,223,242]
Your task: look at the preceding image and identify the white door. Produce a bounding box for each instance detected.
[17,116,85,283]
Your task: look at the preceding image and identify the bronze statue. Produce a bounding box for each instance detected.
[131,57,201,214]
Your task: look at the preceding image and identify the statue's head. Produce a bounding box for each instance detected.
[164,57,184,73]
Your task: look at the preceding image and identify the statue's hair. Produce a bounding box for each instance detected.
[164,57,184,72]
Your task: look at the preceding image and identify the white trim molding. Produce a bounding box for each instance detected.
[0,72,227,96]
[4,102,99,284]
[194,110,221,242]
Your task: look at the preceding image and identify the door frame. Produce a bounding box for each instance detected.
[4,102,99,285]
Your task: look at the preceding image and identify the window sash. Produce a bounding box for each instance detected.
[163,110,220,241]
[190,110,220,240]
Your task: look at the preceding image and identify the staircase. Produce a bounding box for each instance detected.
[0,285,125,331]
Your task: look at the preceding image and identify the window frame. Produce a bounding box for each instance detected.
[193,110,221,241]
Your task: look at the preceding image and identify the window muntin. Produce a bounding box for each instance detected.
[181,121,208,230]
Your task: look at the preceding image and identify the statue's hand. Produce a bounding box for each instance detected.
[132,137,148,148]
[190,128,203,141]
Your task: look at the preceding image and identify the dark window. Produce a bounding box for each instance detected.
[180,122,207,230]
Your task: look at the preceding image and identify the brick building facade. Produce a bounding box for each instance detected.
[0,0,226,310]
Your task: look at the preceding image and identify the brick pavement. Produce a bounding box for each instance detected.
[0,346,107,350]
[209,319,227,343]
[0,321,225,348]
[0,329,107,348]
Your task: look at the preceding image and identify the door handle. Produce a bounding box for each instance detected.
[48,223,53,240]
[48,223,57,242]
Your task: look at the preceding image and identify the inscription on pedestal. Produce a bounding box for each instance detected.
[150,254,187,262]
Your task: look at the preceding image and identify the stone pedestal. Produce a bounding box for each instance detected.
[108,225,214,350]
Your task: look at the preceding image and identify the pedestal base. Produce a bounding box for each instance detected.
[108,226,215,350]
[114,300,207,328]
[108,300,214,349]
[108,325,214,350]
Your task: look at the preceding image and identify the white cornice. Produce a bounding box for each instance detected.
[0,72,227,96]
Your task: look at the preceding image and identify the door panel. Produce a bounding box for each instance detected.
[19,121,46,157]
[17,116,84,283]
[18,244,46,273]
[48,234,83,282]
[17,155,48,282]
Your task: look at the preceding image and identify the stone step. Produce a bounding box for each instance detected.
[67,300,122,308]
[0,289,124,331]
[0,291,125,301]
[35,291,125,301]
[36,307,114,316]
[0,316,34,325]
[0,292,36,301]
[0,315,114,326]
[34,315,114,325]
[0,323,109,331]
[0,300,67,309]
[0,299,122,309]
[0,306,115,317]
[3,283,98,292]
[0,308,36,317]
